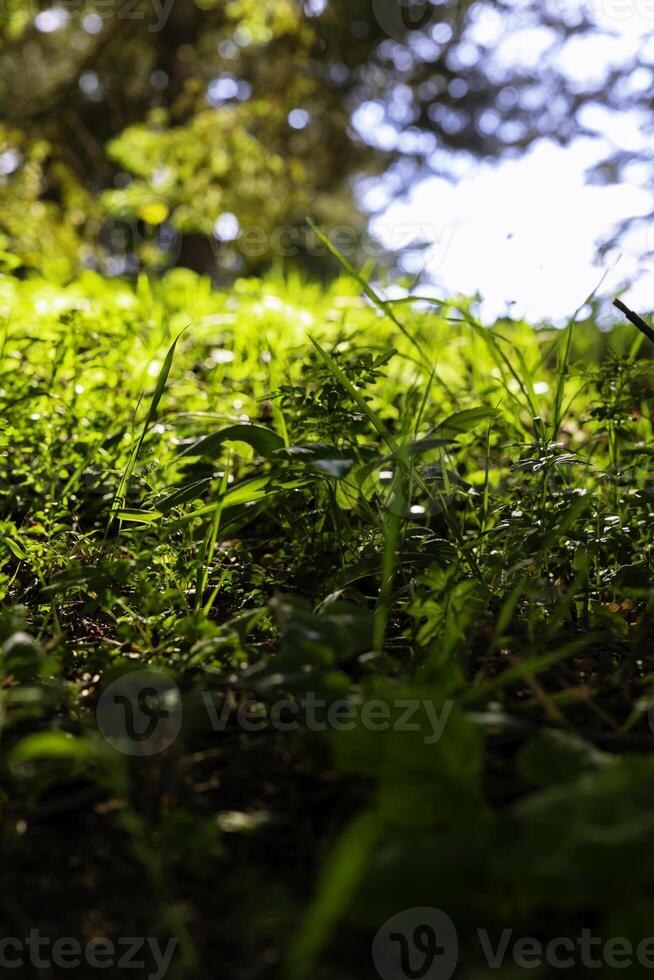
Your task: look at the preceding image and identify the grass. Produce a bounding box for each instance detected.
[2,262,654,977]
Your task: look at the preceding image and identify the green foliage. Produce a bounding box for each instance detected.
[3,264,654,976]
[0,0,627,279]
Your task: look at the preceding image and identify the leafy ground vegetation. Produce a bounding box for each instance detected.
[2,257,654,978]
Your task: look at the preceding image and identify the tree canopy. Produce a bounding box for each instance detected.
[0,0,648,279]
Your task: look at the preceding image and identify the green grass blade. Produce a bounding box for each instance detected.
[307,219,430,367]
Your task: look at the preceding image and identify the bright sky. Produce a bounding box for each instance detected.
[370,4,654,323]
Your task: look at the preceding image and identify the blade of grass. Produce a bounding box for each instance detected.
[287,810,382,980]
[374,463,404,653]
[551,265,614,438]
[106,324,190,539]
[307,218,430,367]
[196,456,231,614]
[311,336,488,587]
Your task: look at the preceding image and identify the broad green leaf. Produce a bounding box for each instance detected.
[178,423,284,459]
[518,729,614,787]
[436,407,496,438]
[10,731,94,763]
[115,509,164,523]
[275,443,355,478]
[156,478,212,513]
[5,537,28,561]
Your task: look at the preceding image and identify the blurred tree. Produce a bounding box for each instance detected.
[0,0,643,279]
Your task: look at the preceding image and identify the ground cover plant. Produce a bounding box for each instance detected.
[3,256,654,978]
